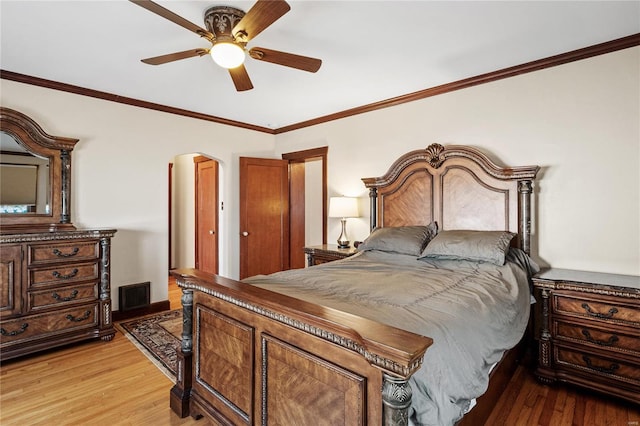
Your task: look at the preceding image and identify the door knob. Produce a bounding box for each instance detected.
[242,231,249,237]
[209,230,215,235]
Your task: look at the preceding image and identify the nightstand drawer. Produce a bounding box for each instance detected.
[553,320,640,356]
[554,345,640,386]
[553,294,639,326]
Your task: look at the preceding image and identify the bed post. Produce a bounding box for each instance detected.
[369,187,378,231]
[382,373,412,426]
[170,288,194,418]
[518,180,534,254]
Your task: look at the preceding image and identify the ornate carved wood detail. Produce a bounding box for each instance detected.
[362,144,539,189]
[0,107,80,233]
[382,374,412,426]
[534,280,640,300]
[0,108,78,151]
[425,143,445,168]
[176,278,425,378]
[518,180,534,254]
[538,288,551,368]
[362,143,539,254]
[180,289,194,354]
[0,229,116,244]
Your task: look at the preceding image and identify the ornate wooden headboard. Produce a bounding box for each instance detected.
[362,143,539,253]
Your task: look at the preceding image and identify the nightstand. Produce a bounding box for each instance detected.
[532,268,639,405]
[303,244,358,266]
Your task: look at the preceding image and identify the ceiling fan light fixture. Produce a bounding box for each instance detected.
[210,42,246,69]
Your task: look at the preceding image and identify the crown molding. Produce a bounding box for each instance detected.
[2,33,638,135]
[0,70,275,134]
[275,33,640,133]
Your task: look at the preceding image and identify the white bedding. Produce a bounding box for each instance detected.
[244,248,538,426]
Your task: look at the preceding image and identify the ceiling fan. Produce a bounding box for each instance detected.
[130,0,322,91]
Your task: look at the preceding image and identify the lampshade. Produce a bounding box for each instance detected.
[210,42,246,69]
[329,197,359,218]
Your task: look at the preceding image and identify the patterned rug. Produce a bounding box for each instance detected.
[116,309,182,382]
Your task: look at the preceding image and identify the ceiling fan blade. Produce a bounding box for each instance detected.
[249,48,322,73]
[130,0,214,41]
[141,48,209,65]
[228,65,254,91]
[232,0,290,43]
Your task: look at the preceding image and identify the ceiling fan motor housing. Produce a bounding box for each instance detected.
[204,6,246,44]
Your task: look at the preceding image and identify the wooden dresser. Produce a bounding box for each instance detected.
[303,244,357,266]
[533,268,639,404]
[0,229,117,361]
[1,107,117,361]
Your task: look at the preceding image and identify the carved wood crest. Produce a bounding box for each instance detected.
[425,143,445,168]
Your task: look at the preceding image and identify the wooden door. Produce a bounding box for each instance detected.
[239,157,289,279]
[195,156,219,275]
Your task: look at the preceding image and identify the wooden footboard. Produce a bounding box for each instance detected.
[169,268,432,426]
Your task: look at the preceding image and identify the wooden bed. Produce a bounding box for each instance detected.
[170,143,539,426]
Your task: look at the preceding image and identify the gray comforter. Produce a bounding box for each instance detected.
[244,249,537,426]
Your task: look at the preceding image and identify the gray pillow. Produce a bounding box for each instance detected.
[358,223,438,256]
[419,230,516,265]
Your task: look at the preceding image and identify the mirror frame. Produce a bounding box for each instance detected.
[0,107,78,234]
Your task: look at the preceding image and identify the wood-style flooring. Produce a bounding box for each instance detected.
[0,279,637,426]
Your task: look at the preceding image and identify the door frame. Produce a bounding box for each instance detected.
[282,146,328,246]
[168,162,174,271]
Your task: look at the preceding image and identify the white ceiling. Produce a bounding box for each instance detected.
[1,1,638,130]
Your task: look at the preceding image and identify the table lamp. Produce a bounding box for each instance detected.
[329,196,359,248]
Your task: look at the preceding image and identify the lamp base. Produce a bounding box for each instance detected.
[336,218,350,248]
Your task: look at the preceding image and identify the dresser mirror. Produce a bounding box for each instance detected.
[0,107,78,233]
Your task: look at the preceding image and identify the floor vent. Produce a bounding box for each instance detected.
[118,282,151,311]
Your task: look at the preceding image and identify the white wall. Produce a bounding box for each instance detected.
[305,159,323,246]
[0,80,275,308]
[2,45,637,308]
[172,153,197,270]
[275,47,640,276]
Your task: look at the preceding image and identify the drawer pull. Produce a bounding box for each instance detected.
[66,310,91,322]
[52,290,79,302]
[581,329,619,347]
[0,323,29,336]
[52,269,79,280]
[52,247,79,258]
[581,303,618,319]
[582,355,619,374]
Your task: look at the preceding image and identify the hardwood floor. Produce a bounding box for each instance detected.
[486,362,639,426]
[1,278,637,426]
[0,329,212,426]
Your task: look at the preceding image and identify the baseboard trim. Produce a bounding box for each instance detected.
[113,300,171,322]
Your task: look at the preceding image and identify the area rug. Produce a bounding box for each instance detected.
[116,309,182,382]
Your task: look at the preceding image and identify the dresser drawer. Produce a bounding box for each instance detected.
[554,345,640,386]
[27,241,99,266]
[28,262,99,287]
[552,293,639,327]
[27,282,98,312]
[0,304,98,345]
[553,320,640,356]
